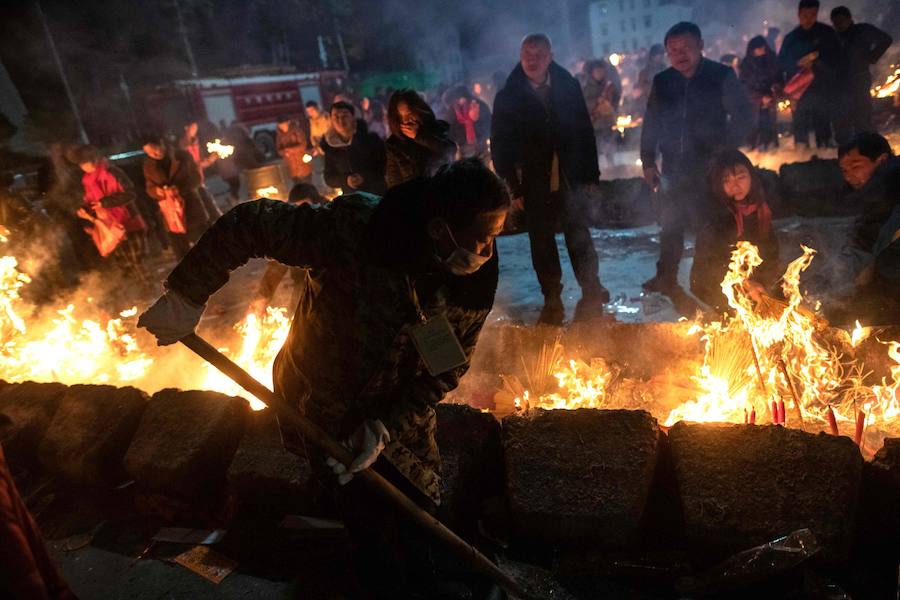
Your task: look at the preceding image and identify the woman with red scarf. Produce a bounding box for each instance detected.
[76,146,146,261]
[690,150,781,310]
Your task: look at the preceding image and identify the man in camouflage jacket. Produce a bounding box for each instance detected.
[139,159,508,508]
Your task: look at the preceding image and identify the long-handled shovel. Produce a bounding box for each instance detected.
[180,333,535,600]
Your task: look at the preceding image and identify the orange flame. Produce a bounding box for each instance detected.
[256,186,280,199]
[0,235,291,407]
[206,139,235,159]
[871,67,900,99]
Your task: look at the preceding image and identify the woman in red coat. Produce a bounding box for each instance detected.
[76,146,147,270]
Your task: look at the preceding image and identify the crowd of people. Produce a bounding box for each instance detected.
[0,1,894,324]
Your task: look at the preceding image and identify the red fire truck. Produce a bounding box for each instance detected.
[144,67,347,156]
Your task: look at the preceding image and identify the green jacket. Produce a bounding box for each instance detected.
[166,183,498,502]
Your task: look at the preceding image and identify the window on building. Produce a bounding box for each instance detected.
[631,17,636,31]
[603,43,611,55]
[644,14,651,28]
[629,0,635,9]
[633,38,639,50]
[619,0,624,11]
[644,0,651,6]
[601,25,608,36]
[620,20,626,33]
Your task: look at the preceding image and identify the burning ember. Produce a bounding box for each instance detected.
[0,237,290,408]
[851,320,872,348]
[614,114,641,134]
[206,139,235,159]
[256,186,280,199]
[778,99,792,112]
[871,67,900,99]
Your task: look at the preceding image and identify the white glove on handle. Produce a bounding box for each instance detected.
[137,290,206,346]
[326,419,390,485]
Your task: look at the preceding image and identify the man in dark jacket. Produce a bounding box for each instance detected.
[640,22,753,295]
[321,101,387,196]
[138,158,508,597]
[831,6,893,144]
[142,137,209,259]
[778,0,842,148]
[832,132,900,325]
[178,120,222,223]
[492,32,608,325]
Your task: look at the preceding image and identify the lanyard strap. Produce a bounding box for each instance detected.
[406,276,427,323]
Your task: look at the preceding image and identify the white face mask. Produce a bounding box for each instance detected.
[438,223,492,276]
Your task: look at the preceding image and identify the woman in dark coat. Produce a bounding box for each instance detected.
[384,89,456,189]
[691,150,781,310]
[739,36,781,150]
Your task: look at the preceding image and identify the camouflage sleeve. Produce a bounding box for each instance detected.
[165,199,343,305]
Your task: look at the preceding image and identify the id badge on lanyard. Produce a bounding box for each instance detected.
[406,276,468,376]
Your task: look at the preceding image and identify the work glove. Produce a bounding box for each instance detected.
[137,289,206,346]
[325,419,390,485]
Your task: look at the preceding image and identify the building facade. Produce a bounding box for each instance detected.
[589,0,693,57]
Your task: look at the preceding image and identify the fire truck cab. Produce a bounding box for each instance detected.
[145,68,346,157]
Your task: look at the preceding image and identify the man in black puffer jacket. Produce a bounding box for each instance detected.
[640,22,752,296]
[321,101,387,196]
[492,32,608,325]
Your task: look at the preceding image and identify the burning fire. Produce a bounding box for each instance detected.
[504,241,900,448]
[206,139,235,159]
[503,338,615,412]
[256,186,280,199]
[514,359,614,411]
[778,99,792,112]
[871,67,900,99]
[200,307,291,410]
[661,242,900,435]
[0,236,290,409]
[1,254,154,385]
[302,153,313,164]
